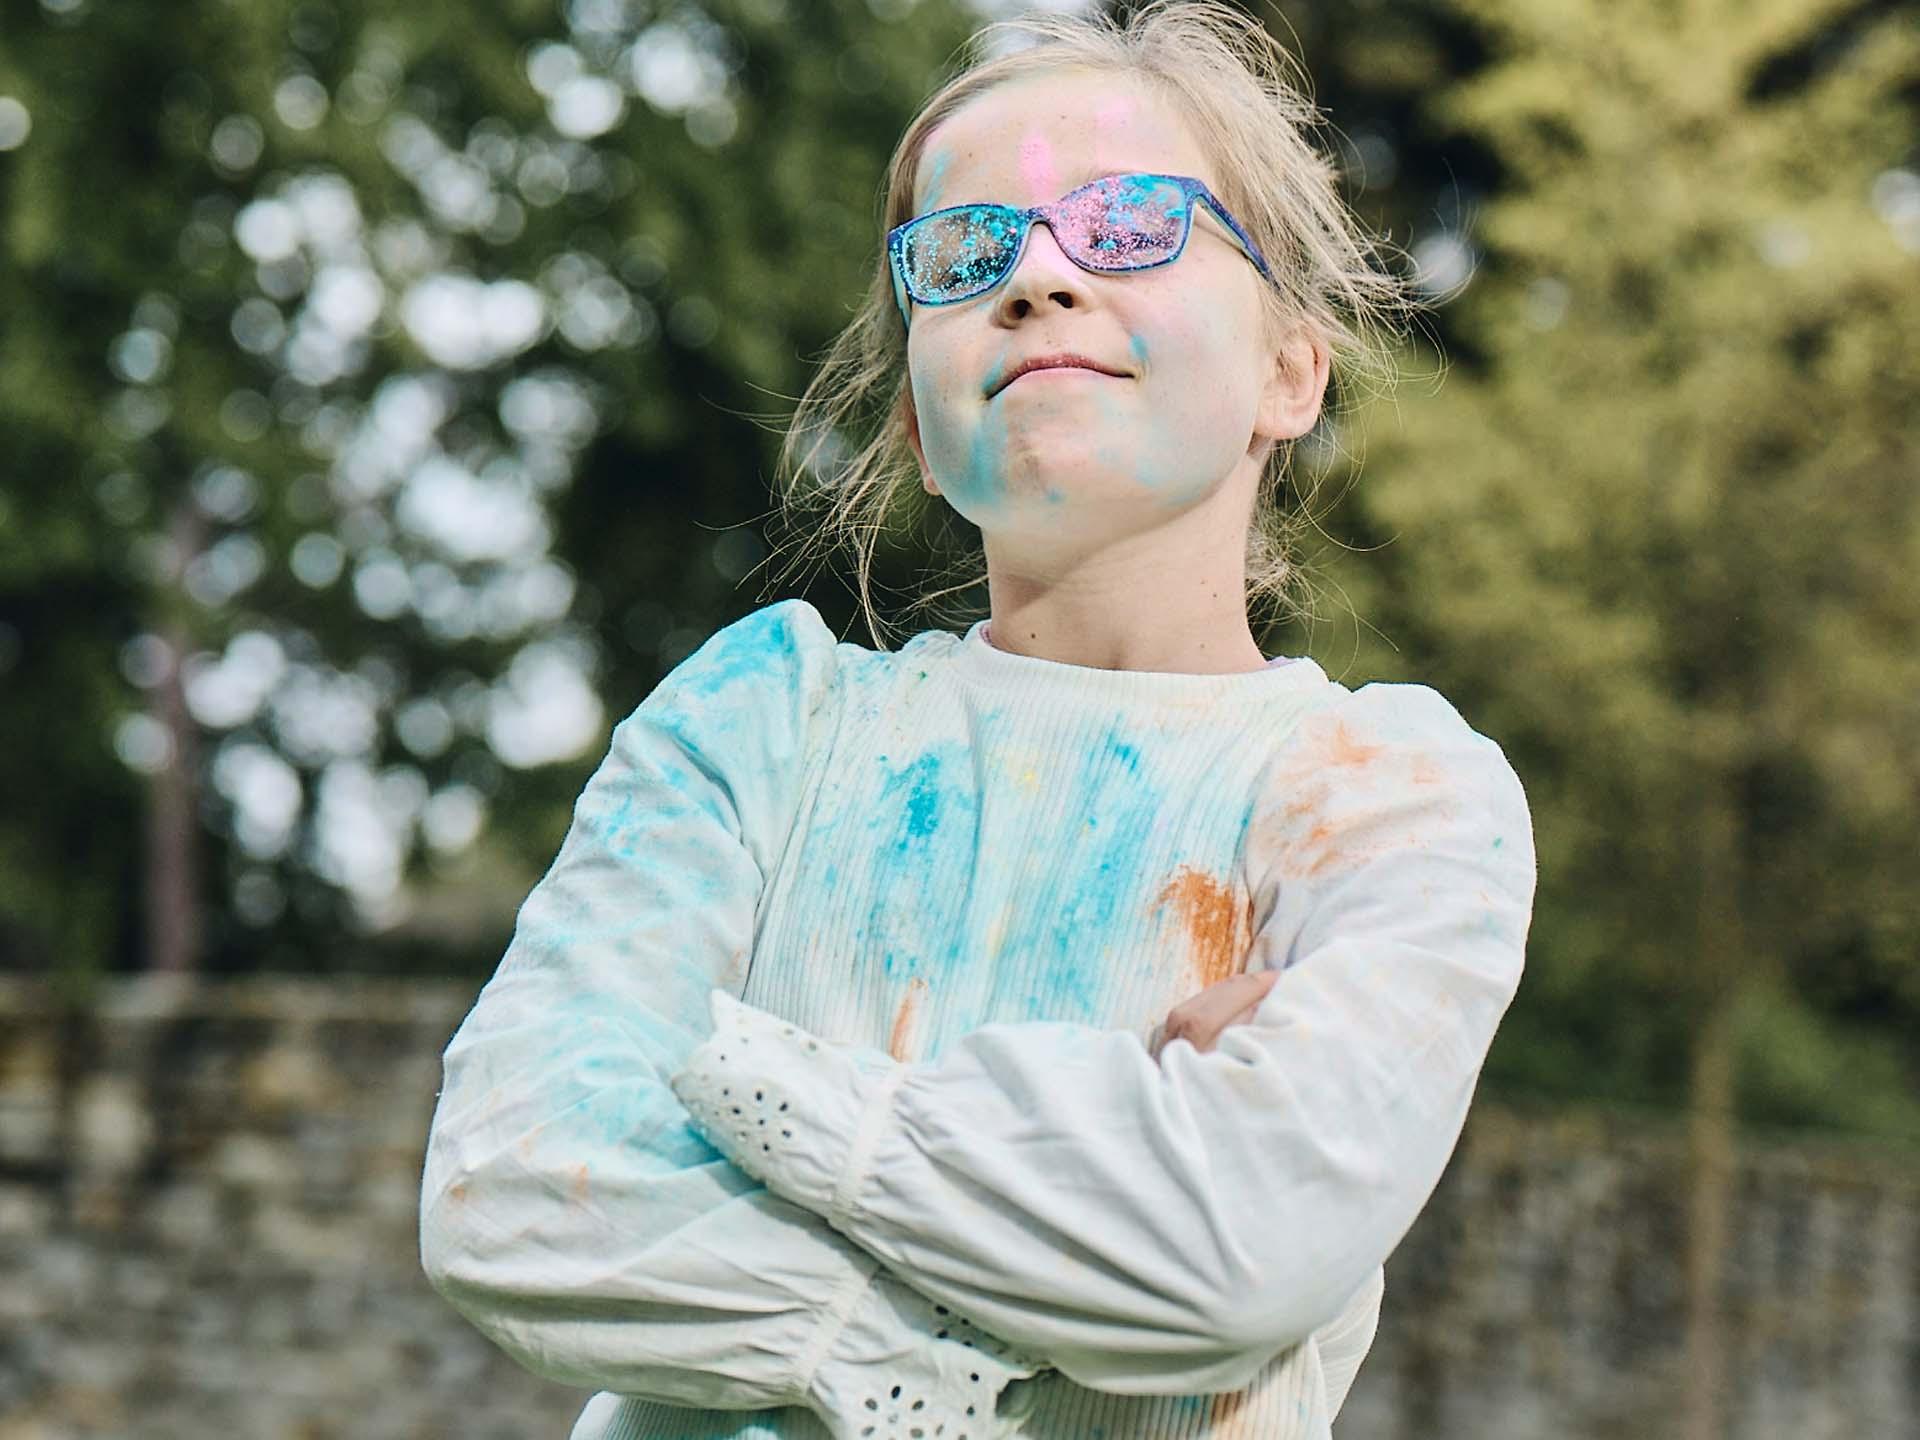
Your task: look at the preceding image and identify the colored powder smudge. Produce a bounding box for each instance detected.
[888,977,929,1062]
[1208,1387,1252,1435]
[1324,719,1383,769]
[1016,132,1057,200]
[918,147,952,212]
[1154,865,1254,989]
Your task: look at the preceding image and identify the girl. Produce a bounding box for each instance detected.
[418,4,1535,1438]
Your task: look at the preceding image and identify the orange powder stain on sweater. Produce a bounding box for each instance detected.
[889,977,930,1062]
[1154,866,1255,989]
[1324,719,1384,769]
[1208,1386,1252,1435]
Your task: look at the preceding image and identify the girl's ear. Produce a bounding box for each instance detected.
[1254,322,1331,444]
[905,397,940,496]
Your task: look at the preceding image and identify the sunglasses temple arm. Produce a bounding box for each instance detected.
[886,241,913,329]
[1199,193,1276,281]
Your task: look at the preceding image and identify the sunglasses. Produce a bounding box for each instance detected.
[886,171,1275,324]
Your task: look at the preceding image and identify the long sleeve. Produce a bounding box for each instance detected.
[418,600,922,1414]
[670,681,1535,1398]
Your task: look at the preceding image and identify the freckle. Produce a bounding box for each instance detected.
[570,1163,590,1203]
[449,1183,469,1204]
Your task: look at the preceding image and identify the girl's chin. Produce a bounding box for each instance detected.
[943,468,1191,521]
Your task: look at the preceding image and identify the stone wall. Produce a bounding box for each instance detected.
[1,977,1914,1439]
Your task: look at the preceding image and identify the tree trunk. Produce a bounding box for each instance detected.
[146,496,203,973]
[1682,778,1742,1440]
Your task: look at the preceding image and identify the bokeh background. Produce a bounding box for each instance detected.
[1,0,1916,1436]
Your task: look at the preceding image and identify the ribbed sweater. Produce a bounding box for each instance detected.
[418,598,1536,1439]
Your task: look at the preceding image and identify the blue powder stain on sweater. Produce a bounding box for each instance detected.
[873,751,947,856]
[671,603,799,700]
[859,741,981,992]
[990,723,1160,1020]
[901,756,944,846]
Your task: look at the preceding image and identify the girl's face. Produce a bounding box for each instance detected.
[901,69,1318,562]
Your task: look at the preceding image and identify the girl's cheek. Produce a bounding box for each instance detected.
[1128,313,1249,503]
[911,348,1011,515]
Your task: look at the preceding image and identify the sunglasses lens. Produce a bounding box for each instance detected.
[1057,174,1188,269]
[900,205,1023,303]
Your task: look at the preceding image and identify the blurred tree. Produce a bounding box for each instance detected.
[0,0,978,985]
[1314,1,1920,1434]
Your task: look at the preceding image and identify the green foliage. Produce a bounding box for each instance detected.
[1312,0,1920,1139]
[0,0,978,981]
[3,0,1912,1147]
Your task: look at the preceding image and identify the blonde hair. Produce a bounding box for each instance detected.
[767,0,1425,648]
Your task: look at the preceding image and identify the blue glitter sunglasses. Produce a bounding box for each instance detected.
[886,171,1275,325]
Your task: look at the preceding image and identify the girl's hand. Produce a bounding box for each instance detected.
[1149,970,1279,1063]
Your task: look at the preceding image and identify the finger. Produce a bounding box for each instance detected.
[1222,995,1266,1030]
[1173,974,1278,1054]
[1171,971,1275,1033]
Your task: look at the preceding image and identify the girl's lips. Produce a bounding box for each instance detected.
[1004,365,1114,389]
[988,353,1131,397]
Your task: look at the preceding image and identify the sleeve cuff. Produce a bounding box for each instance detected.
[669,990,908,1227]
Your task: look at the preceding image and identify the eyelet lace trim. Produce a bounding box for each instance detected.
[852,1367,994,1439]
[924,1302,1029,1363]
[674,1007,816,1176]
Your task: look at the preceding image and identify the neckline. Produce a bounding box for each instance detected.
[954,619,1327,701]
[981,621,1295,671]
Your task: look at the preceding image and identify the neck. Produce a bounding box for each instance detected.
[975,463,1272,675]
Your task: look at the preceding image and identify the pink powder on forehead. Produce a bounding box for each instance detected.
[1017,133,1058,200]
[1093,96,1134,134]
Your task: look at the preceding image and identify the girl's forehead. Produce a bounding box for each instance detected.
[916,70,1211,212]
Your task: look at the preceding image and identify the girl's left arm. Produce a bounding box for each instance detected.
[669,683,1535,1398]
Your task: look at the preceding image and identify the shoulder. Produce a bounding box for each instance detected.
[1253,678,1535,885]
[660,599,841,697]
[615,600,849,762]
[1276,678,1525,796]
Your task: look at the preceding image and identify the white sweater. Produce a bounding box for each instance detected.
[419,599,1536,1438]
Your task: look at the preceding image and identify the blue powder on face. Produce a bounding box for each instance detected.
[918,148,952,213]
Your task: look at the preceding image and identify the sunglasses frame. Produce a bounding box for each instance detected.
[885,171,1276,326]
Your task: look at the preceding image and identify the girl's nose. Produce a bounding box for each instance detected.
[993,219,1095,321]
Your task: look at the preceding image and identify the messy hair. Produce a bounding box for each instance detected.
[767,0,1426,648]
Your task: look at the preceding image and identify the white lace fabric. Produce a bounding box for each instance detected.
[670,990,906,1221]
[806,1267,1050,1439]
[671,992,1047,1437]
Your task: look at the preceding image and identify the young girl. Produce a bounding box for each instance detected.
[419,4,1535,1438]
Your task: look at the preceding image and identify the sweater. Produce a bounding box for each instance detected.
[418,598,1536,1439]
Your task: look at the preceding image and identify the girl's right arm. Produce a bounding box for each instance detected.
[417,600,1039,1433]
